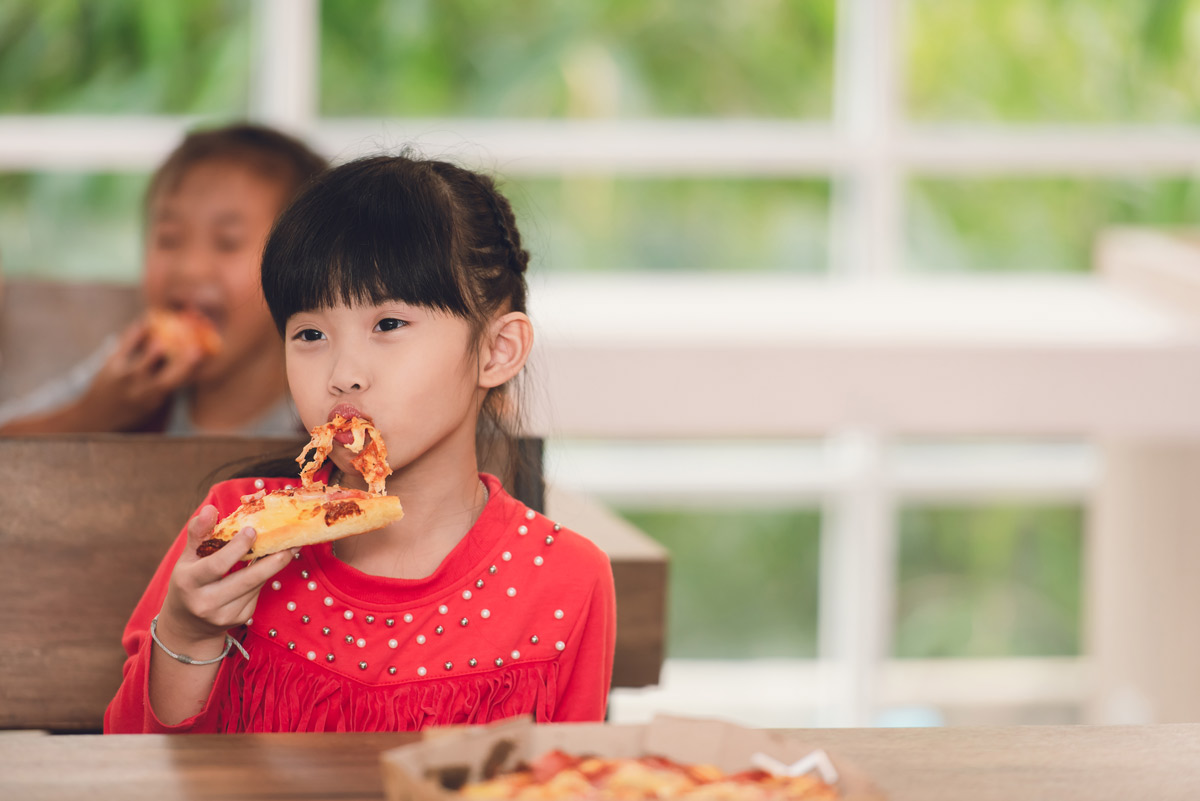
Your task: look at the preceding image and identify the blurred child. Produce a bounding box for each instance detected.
[0,123,327,435]
[104,154,616,733]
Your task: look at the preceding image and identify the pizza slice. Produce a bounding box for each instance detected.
[196,415,402,560]
[458,751,839,801]
[146,307,222,360]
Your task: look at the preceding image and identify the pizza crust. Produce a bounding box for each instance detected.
[198,486,404,560]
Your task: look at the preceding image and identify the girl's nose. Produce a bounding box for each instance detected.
[171,244,213,284]
[329,353,369,395]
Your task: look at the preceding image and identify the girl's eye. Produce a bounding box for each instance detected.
[293,328,325,342]
[374,318,406,332]
[215,237,242,253]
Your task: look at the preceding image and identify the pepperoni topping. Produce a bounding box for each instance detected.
[196,538,227,557]
[323,500,363,525]
[241,496,266,514]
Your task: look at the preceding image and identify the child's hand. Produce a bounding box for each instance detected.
[156,505,295,655]
[77,318,205,430]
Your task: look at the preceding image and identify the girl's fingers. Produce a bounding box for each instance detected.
[217,548,296,599]
[129,337,168,376]
[116,319,152,358]
[151,344,204,390]
[190,526,260,584]
[181,506,220,559]
[187,548,294,629]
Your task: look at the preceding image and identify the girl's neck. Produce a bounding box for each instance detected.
[331,458,488,581]
[187,346,289,433]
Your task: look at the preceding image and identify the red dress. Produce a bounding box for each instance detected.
[104,472,616,733]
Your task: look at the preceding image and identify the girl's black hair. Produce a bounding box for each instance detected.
[260,153,535,495]
[147,123,327,212]
[261,155,527,336]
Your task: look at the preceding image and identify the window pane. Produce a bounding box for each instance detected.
[320,0,836,118]
[510,178,830,273]
[618,507,821,659]
[0,172,147,282]
[894,504,1083,658]
[0,0,250,114]
[908,0,1200,123]
[907,177,1200,273]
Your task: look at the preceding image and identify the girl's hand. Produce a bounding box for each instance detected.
[77,318,205,431]
[155,505,295,655]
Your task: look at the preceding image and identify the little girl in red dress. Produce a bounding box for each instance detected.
[105,155,616,733]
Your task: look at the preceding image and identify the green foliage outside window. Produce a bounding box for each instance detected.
[905,0,1200,274]
[894,504,1083,658]
[0,0,249,280]
[619,507,821,659]
[0,172,146,281]
[6,1,1200,279]
[907,0,1200,123]
[908,177,1200,274]
[0,0,249,114]
[320,0,837,118]
[508,177,830,273]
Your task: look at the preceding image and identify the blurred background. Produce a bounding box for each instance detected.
[4,0,1200,729]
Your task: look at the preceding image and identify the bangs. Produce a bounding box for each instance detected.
[261,157,472,332]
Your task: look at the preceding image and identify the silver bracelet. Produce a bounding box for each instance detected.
[149,615,250,665]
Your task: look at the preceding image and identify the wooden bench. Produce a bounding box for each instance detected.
[0,435,665,731]
[0,279,142,403]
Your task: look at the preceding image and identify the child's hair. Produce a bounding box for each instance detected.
[145,123,328,209]
[260,154,532,478]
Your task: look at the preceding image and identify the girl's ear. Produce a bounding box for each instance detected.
[479,311,534,389]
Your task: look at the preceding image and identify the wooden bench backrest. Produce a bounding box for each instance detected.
[0,280,141,402]
[0,433,662,731]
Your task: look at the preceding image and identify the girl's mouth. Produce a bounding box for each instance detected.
[328,404,372,444]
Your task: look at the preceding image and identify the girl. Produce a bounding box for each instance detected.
[105,155,617,732]
[0,124,326,436]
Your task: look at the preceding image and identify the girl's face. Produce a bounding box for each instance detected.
[284,302,484,483]
[143,160,290,384]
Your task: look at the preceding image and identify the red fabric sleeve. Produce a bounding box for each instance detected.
[549,542,617,722]
[104,484,234,734]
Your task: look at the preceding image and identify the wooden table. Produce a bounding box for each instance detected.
[4,725,1200,800]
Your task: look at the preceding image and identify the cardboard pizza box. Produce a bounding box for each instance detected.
[380,715,885,800]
